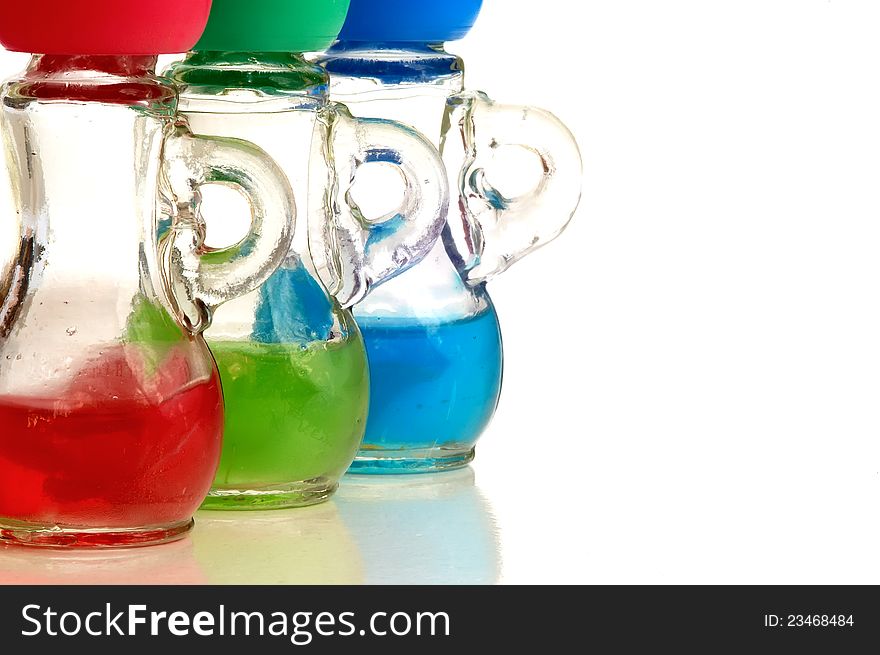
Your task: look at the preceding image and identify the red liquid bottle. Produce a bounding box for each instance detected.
[0,1,295,547]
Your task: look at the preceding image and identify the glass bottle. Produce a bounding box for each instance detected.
[164,0,448,508]
[316,0,583,473]
[0,2,295,546]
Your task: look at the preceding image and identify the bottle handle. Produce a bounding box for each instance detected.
[311,103,448,308]
[160,122,295,333]
[441,91,582,285]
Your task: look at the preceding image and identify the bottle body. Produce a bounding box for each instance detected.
[318,43,504,472]
[356,286,502,472]
[167,53,368,508]
[0,56,224,546]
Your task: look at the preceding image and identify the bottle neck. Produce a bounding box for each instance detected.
[10,55,175,110]
[168,51,328,97]
[329,41,449,55]
[315,41,464,144]
[319,41,464,87]
[30,54,159,76]
[8,55,177,109]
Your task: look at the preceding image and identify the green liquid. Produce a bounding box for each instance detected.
[208,334,369,497]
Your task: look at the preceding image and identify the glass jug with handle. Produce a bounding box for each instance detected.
[0,1,295,547]
[316,0,583,473]
[164,0,448,508]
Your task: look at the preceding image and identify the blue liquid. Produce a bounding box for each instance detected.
[354,307,503,472]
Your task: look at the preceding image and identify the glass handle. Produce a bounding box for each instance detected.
[442,91,583,285]
[312,104,448,307]
[160,123,295,333]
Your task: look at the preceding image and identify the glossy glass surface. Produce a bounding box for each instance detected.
[317,42,581,472]
[0,55,293,545]
[166,52,445,506]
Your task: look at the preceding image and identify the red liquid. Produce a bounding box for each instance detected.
[0,347,223,530]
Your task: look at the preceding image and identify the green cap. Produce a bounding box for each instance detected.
[195,0,351,53]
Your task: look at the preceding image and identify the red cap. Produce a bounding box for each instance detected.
[0,1,212,55]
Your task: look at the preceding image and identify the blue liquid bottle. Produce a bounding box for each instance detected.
[317,0,582,473]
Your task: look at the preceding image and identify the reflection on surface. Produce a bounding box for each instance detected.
[0,538,206,584]
[336,467,501,584]
[0,466,499,584]
[192,503,363,584]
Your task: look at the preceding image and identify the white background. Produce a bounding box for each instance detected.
[3,0,880,584]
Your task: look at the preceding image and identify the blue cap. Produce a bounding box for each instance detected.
[338,0,483,44]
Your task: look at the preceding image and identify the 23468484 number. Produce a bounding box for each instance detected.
[787,615,854,627]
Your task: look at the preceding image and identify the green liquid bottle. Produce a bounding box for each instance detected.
[166,0,447,509]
